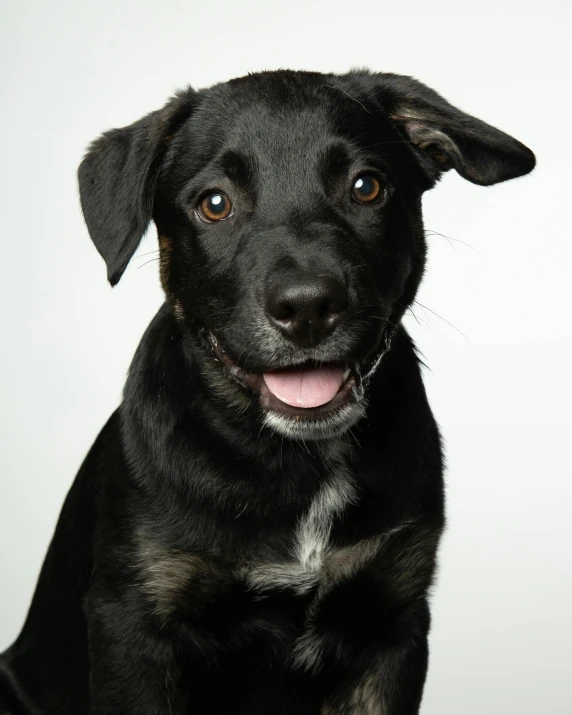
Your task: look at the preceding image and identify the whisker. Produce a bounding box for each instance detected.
[207,307,236,319]
[413,301,469,340]
[406,308,431,330]
[137,257,160,269]
[136,249,160,258]
[405,308,423,328]
[355,139,415,150]
[347,427,362,450]
[424,229,484,259]
[317,84,373,116]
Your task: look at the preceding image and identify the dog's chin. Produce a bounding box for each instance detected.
[207,334,370,441]
[262,401,367,441]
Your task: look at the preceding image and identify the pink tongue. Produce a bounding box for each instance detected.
[263,365,345,408]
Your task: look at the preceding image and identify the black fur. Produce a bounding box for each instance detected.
[0,70,534,715]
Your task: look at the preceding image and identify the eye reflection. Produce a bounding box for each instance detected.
[352,175,382,204]
[198,192,233,222]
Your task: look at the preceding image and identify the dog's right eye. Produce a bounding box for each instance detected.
[351,175,383,204]
[197,192,233,222]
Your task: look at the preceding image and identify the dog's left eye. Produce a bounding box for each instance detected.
[198,192,233,222]
[351,175,382,204]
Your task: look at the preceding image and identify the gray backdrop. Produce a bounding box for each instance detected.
[1,1,571,713]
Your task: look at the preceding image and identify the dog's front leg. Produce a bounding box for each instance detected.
[313,523,440,714]
[85,588,188,715]
[320,598,430,715]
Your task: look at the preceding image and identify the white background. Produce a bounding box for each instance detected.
[1,1,571,713]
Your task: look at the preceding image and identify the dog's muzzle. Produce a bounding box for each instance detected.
[207,329,394,440]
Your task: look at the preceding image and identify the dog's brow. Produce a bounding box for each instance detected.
[318,143,352,184]
[218,149,257,190]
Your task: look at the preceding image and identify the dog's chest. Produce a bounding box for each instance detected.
[138,469,380,625]
[243,471,371,595]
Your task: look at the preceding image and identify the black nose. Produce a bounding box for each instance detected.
[266,273,348,347]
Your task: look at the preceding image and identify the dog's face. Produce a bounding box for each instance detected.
[154,74,430,439]
[78,70,535,440]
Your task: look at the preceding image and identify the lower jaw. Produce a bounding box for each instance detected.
[255,369,368,440]
[262,400,367,441]
[207,335,372,439]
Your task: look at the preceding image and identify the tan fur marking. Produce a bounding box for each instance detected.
[158,234,172,293]
[173,298,185,321]
[137,533,217,619]
[158,235,186,321]
[322,657,386,714]
[387,525,440,601]
[323,536,381,585]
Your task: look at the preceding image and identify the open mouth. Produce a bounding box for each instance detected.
[208,334,358,420]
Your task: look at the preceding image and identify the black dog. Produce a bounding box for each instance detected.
[0,70,534,715]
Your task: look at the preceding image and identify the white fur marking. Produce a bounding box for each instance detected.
[246,468,357,595]
[263,402,366,441]
[291,520,417,673]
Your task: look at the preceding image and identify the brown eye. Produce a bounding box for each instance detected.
[351,175,382,204]
[198,192,233,222]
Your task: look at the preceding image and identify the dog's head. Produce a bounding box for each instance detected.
[78,70,534,440]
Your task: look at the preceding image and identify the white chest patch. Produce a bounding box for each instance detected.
[245,468,357,594]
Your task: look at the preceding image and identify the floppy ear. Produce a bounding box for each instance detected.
[78,90,195,285]
[350,72,535,186]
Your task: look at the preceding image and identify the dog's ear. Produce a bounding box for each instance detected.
[349,72,535,186]
[78,90,195,286]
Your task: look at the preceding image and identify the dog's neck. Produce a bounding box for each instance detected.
[115,302,433,559]
[119,304,360,513]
